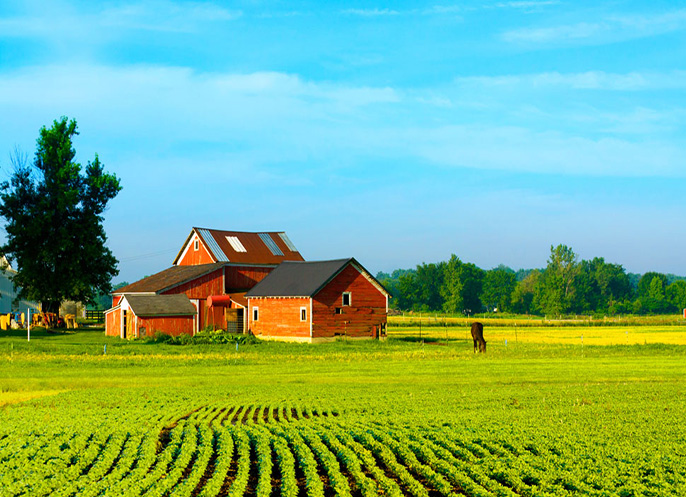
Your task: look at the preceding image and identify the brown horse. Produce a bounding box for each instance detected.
[471,322,486,353]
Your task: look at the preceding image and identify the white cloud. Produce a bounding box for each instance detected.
[0,1,241,39]
[0,64,683,180]
[341,8,400,17]
[454,70,686,91]
[502,8,686,45]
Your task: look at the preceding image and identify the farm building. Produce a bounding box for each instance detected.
[105,228,389,342]
[105,228,305,338]
[0,257,40,314]
[246,258,389,343]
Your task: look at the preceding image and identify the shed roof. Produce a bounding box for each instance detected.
[123,294,197,317]
[173,228,305,265]
[245,258,389,298]
[114,263,225,294]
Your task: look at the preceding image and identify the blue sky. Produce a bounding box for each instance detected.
[0,0,684,283]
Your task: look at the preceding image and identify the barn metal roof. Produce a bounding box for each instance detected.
[246,258,389,298]
[123,294,197,317]
[113,263,226,294]
[173,228,305,265]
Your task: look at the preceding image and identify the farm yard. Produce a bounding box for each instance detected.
[1,323,685,496]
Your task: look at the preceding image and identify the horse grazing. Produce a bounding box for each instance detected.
[471,322,486,353]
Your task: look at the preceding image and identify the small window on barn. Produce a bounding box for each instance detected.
[252,307,259,322]
[300,307,307,322]
[194,239,199,251]
[335,307,342,315]
[342,292,351,306]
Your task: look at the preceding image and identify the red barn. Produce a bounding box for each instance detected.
[105,228,304,337]
[105,228,390,342]
[245,258,389,343]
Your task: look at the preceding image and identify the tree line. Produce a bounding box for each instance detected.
[377,245,686,316]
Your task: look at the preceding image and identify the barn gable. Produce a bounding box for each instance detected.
[245,258,389,299]
[173,228,305,266]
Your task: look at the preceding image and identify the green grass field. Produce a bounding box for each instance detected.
[1,326,685,496]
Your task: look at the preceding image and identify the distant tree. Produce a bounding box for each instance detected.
[440,255,463,314]
[0,117,121,313]
[667,281,686,312]
[440,255,484,314]
[637,272,669,298]
[510,270,541,314]
[536,244,580,315]
[482,267,515,312]
[377,268,415,309]
[577,257,632,314]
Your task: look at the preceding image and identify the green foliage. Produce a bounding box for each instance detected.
[145,330,260,346]
[0,117,121,310]
[383,244,683,317]
[482,267,516,312]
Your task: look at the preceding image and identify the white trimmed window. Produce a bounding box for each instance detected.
[252,307,259,322]
[342,292,351,306]
[300,307,307,322]
[194,239,199,251]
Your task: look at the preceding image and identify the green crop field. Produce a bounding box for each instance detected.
[1,327,685,496]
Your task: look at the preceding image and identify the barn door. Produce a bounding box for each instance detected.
[126,312,134,338]
[191,299,200,335]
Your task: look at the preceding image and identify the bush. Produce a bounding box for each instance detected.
[143,330,259,346]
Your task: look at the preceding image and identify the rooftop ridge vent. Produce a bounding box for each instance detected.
[259,233,284,256]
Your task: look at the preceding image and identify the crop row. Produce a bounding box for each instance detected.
[2,410,684,496]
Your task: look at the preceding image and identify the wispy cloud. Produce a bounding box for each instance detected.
[0,64,683,181]
[340,8,400,17]
[493,1,559,9]
[503,8,686,44]
[0,1,241,39]
[454,70,686,91]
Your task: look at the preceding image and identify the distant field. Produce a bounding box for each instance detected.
[1,328,685,496]
[388,324,686,346]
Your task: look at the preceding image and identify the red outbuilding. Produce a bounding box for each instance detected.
[245,258,389,343]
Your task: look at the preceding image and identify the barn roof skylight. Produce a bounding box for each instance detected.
[226,236,247,252]
[259,233,284,256]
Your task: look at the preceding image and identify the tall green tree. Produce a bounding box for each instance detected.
[0,117,121,313]
[537,244,580,315]
[667,281,686,312]
[482,267,516,312]
[510,270,541,314]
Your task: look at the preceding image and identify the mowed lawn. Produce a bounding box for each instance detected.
[1,326,685,495]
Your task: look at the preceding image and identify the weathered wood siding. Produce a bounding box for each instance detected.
[105,309,120,337]
[177,238,214,266]
[135,315,194,337]
[162,269,224,299]
[112,295,123,308]
[224,266,274,291]
[248,298,310,339]
[312,264,386,339]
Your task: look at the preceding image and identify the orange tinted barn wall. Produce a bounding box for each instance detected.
[112,295,123,307]
[224,266,274,290]
[137,316,194,337]
[162,269,224,299]
[177,239,215,265]
[312,264,386,339]
[249,298,310,338]
[105,309,120,337]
